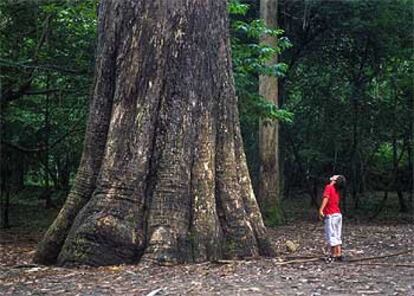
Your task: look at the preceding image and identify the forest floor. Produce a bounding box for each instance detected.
[1,194,413,295]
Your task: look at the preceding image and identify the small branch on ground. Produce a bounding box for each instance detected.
[273,257,321,265]
[214,257,258,264]
[354,262,414,268]
[12,264,40,269]
[145,288,164,296]
[347,249,413,262]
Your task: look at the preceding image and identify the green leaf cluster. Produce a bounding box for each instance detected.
[229,0,293,124]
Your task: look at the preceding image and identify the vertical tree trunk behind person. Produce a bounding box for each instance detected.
[258,0,280,216]
[34,0,273,267]
[351,87,360,209]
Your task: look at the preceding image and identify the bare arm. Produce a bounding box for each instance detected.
[319,197,328,219]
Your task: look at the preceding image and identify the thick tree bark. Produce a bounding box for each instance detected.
[258,0,280,215]
[34,0,273,267]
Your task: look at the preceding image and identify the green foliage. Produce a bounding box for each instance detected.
[240,93,294,125]
[228,0,249,15]
[280,0,413,197]
[263,204,284,227]
[1,0,97,189]
[373,144,394,171]
[229,0,293,124]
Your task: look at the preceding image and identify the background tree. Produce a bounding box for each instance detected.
[230,0,292,224]
[258,0,281,219]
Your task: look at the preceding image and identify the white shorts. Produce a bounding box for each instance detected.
[324,213,342,246]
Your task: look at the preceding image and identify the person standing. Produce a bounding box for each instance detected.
[319,175,346,262]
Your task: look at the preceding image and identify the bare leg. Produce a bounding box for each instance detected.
[336,245,342,257]
[332,245,342,257]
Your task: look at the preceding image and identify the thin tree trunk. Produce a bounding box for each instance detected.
[258,0,280,217]
[408,94,413,215]
[409,135,413,215]
[371,191,388,220]
[43,75,54,209]
[57,153,70,191]
[286,131,319,209]
[351,91,359,209]
[371,139,406,219]
[392,90,407,213]
[3,187,10,229]
[36,0,273,267]
[397,191,408,213]
[1,166,10,229]
[10,152,25,192]
[359,159,365,194]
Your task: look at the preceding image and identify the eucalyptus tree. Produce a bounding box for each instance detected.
[230,0,291,223]
[258,0,280,217]
[34,0,273,266]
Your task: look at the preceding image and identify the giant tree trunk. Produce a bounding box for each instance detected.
[258,0,280,215]
[34,0,273,267]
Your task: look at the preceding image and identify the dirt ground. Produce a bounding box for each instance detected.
[1,219,413,296]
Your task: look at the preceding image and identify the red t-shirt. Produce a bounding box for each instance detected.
[322,184,341,215]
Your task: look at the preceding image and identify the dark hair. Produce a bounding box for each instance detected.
[334,175,346,190]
